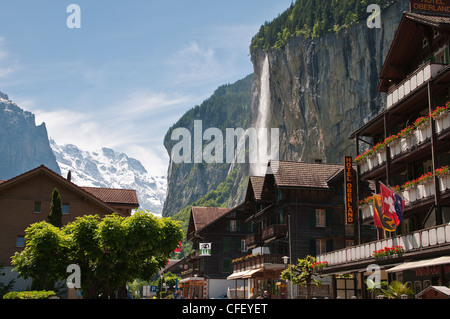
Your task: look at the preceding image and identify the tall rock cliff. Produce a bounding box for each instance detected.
[163,1,410,217]
[162,75,253,217]
[251,0,409,164]
[0,92,60,179]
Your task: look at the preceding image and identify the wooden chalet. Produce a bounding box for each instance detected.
[317,1,450,299]
[228,160,376,299]
[170,205,252,299]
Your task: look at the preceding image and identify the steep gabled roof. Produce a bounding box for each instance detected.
[245,176,265,201]
[81,187,139,206]
[0,165,136,215]
[190,206,231,233]
[268,160,343,189]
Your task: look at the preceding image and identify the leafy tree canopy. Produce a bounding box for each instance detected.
[11,211,183,298]
[250,0,391,53]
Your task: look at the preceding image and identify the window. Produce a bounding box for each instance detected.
[315,209,326,227]
[345,239,355,247]
[16,236,25,247]
[33,201,42,213]
[62,203,70,214]
[227,220,240,232]
[316,239,327,255]
[240,239,248,253]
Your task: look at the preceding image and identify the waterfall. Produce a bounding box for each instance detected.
[251,54,278,176]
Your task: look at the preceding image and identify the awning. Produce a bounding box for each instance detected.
[227,268,264,280]
[227,271,248,280]
[179,276,205,283]
[242,268,263,278]
[386,256,450,273]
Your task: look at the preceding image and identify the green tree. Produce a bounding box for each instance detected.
[280,255,324,299]
[11,211,183,298]
[11,222,66,290]
[48,188,62,228]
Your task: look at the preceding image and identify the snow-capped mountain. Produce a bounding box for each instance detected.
[50,139,166,216]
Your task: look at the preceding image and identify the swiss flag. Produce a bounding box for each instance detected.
[380,183,400,226]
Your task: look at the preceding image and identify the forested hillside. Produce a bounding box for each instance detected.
[162,74,253,218]
[250,0,391,52]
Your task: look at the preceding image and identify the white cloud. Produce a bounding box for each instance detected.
[31,90,195,176]
[0,37,17,78]
[166,42,221,84]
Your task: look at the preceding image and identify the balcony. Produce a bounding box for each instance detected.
[232,253,284,273]
[262,224,287,242]
[359,168,450,222]
[245,233,263,249]
[387,62,445,109]
[357,108,450,177]
[316,223,450,267]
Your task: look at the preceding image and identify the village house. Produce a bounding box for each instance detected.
[0,165,139,291]
[227,160,376,299]
[317,2,450,299]
[164,205,252,299]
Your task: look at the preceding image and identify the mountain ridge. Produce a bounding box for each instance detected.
[50,140,167,215]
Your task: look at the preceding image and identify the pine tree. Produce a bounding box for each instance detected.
[48,188,62,228]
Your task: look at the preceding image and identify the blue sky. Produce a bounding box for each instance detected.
[0,1,292,176]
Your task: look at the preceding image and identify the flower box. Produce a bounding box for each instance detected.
[423,180,435,198]
[367,154,378,170]
[415,122,431,144]
[434,109,450,134]
[400,132,416,152]
[388,139,402,158]
[372,246,405,259]
[360,159,369,174]
[360,204,373,220]
[438,172,450,191]
[402,186,417,203]
[376,147,386,166]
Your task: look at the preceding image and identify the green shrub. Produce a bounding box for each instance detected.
[3,290,57,299]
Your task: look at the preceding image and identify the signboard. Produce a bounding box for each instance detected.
[199,243,211,256]
[143,285,157,297]
[410,0,450,16]
[344,156,355,224]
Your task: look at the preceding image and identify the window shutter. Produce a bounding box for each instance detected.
[223,238,230,253]
[310,208,316,227]
[326,209,333,226]
[226,220,230,231]
[327,239,333,252]
[237,220,241,231]
[309,239,316,256]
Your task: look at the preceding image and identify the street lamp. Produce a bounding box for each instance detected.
[282,256,289,299]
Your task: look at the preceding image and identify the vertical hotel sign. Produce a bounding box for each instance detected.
[410,0,450,16]
[345,156,354,224]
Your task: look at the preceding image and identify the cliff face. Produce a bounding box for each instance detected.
[163,1,409,217]
[0,92,60,179]
[251,0,408,164]
[162,75,253,217]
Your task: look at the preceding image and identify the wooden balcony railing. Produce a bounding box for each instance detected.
[245,233,263,248]
[317,223,450,267]
[262,224,287,241]
[232,254,284,272]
